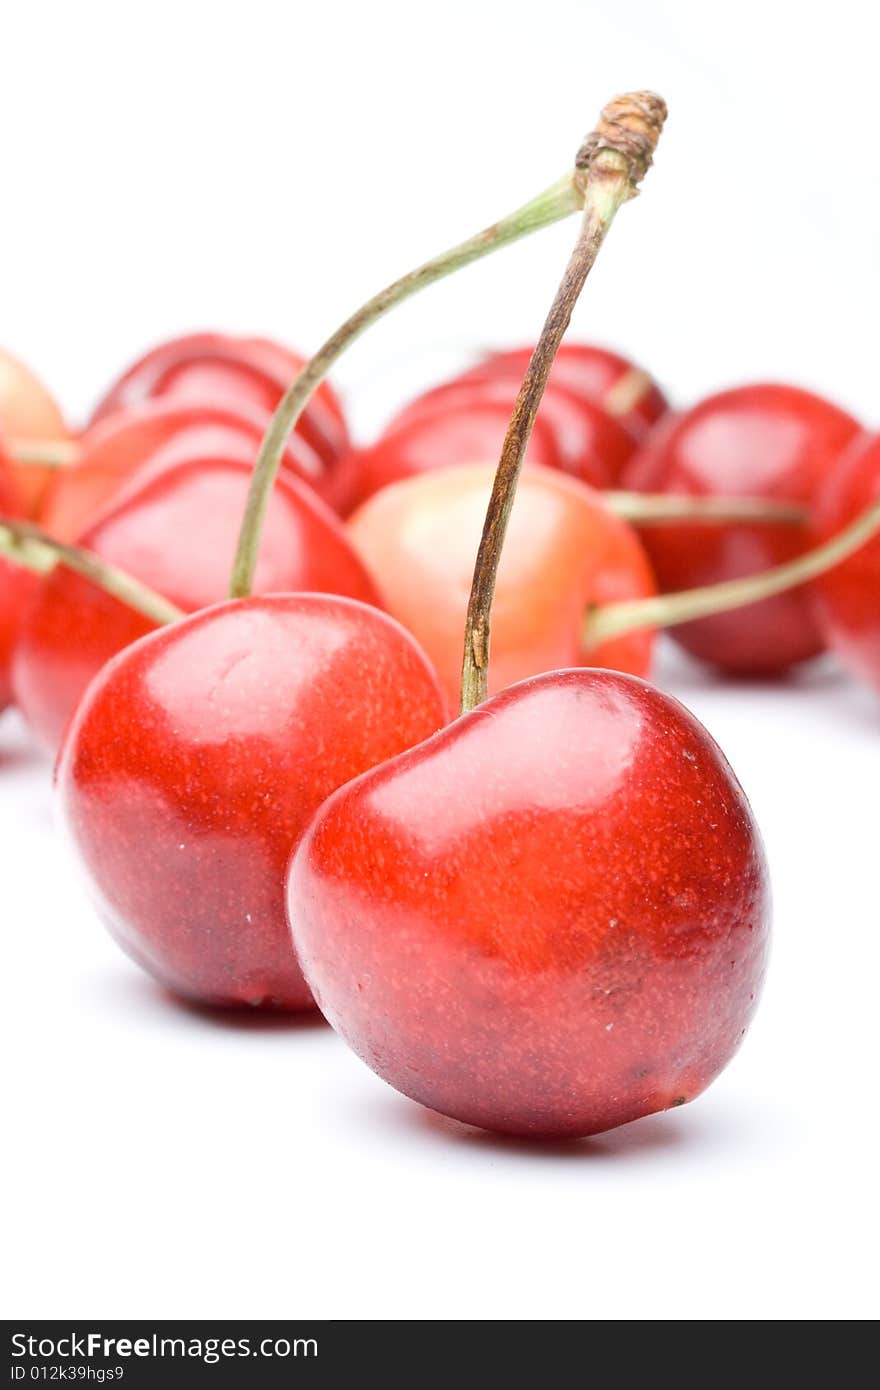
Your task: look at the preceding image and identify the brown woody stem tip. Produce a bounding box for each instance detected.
[575,91,668,195]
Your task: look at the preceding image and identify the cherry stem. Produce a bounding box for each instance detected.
[604,492,809,526]
[602,367,655,419]
[0,517,184,626]
[227,173,595,600]
[459,92,668,713]
[5,439,79,468]
[584,496,880,647]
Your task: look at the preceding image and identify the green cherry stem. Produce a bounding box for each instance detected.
[227,169,594,599]
[604,492,809,526]
[584,495,880,648]
[459,91,668,714]
[5,439,79,468]
[0,517,183,626]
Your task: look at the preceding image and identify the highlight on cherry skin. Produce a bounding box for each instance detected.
[347,461,657,705]
[55,594,447,1010]
[14,453,380,753]
[288,669,771,1139]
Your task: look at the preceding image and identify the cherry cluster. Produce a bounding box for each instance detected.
[0,92,876,1139]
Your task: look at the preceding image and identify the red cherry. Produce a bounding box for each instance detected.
[622,384,862,673]
[40,398,328,539]
[14,456,379,752]
[0,560,37,714]
[331,397,562,515]
[88,332,349,470]
[387,376,636,488]
[810,432,880,693]
[0,441,21,513]
[57,595,446,1009]
[235,336,348,436]
[0,444,34,712]
[0,347,74,517]
[289,668,770,1137]
[348,463,656,705]
[461,341,669,440]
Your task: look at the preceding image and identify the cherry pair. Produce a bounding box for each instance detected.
[55,91,772,1142]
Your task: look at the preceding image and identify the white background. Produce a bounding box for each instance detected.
[2,0,879,1321]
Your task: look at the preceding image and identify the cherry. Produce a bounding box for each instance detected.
[287,90,775,1138]
[348,462,656,704]
[385,375,636,488]
[331,397,562,515]
[810,432,880,693]
[40,398,328,540]
[14,456,379,752]
[0,444,21,514]
[88,332,350,471]
[0,449,33,712]
[458,341,668,440]
[0,347,73,517]
[0,558,37,714]
[289,668,770,1135]
[622,384,862,673]
[56,595,446,1009]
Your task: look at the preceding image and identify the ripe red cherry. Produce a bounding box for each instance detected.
[810,431,880,693]
[387,376,636,488]
[460,341,668,441]
[0,560,37,714]
[0,347,73,516]
[622,384,862,673]
[57,595,446,1009]
[14,456,379,751]
[348,462,656,705]
[289,668,770,1137]
[88,332,350,470]
[330,397,562,515]
[0,446,33,712]
[0,442,21,513]
[40,398,328,539]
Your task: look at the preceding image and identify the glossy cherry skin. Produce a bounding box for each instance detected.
[14,457,380,752]
[330,397,562,515]
[348,462,656,705]
[289,668,770,1137]
[0,447,32,712]
[0,443,21,513]
[0,561,37,713]
[41,397,328,539]
[623,384,862,673]
[0,347,73,516]
[387,376,637,488]
[810,432,880,693]
[58,595,446,1009]
[88,332,349,470]
[460,342,669,441]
